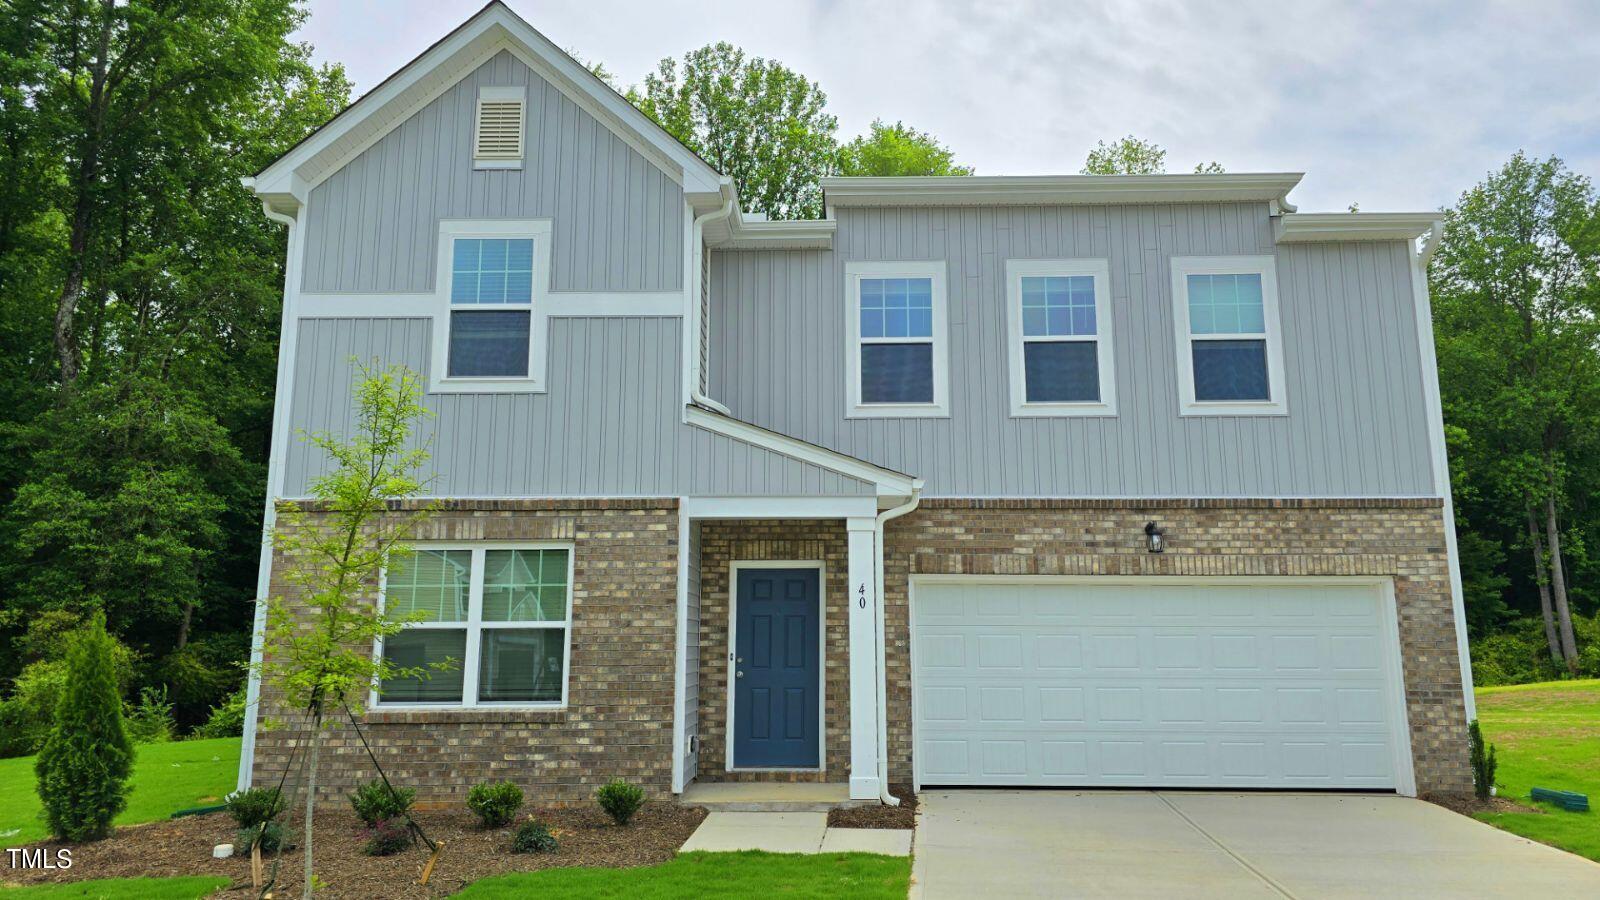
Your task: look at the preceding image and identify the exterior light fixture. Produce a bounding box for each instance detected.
[1144,521,1165,553]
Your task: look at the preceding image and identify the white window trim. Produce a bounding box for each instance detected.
[472,85,526,170]
[844,260,950,418]
[1005,258,1117,417]
[430,219,553,394]
[371,541,574,710]
[1170,255,1288,416]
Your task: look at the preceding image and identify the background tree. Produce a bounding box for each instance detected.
[630,42,837,219]
[835,119,973,177]
[35,613,134,841]
[0,0,351,736]
[1081,135,1223,175]
[258,363,439,898]
[1432,152,1600,675]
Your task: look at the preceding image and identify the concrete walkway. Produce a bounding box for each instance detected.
[681,810,912,856]
[913,790,1600,899]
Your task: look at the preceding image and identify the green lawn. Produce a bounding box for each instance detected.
[0,737,240,845]
[0,877,229,899]
[454,851,911,899]
[1475,679,1600,862]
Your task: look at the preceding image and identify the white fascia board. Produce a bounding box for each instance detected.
[821,173,1304,208]
[683,405,920,497]
[251,3,722,201]
[714,217,836,251]
[1276,212,1440,244]
[683,496,879,520]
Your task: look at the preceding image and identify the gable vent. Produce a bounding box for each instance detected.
[474,87,525,167]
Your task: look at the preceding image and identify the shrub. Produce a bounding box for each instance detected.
[35,615,135,841]
[511,818,558,853]
[595,778,645,826]
[237,821,288,854]
[0,661,66,758]
[191,686,247,739]
[350,778,415,827]
[126,686,176,744]
[1469,719,1498,802]
[362,818,413,856]
[467,780,524,828]
[226,787,286,829]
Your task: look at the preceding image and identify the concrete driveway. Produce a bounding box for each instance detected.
[912,790,1600,899]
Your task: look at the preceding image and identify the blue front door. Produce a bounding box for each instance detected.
[733,567,821,769]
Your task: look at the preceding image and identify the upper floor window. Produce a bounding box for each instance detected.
[375,544,572,708]
[1170,256,1286,416]
[1005,259,1116,416]
[844,261,949,418]
[473,86,525,170]
[431,220,552,393]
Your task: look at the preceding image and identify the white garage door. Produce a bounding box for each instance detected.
[911,579,1408,790]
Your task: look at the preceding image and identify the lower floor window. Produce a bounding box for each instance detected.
[376,544,572,707]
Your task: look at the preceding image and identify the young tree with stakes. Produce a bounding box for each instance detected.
[256,362,441,898]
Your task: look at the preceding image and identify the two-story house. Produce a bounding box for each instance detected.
[238,2,1474,806]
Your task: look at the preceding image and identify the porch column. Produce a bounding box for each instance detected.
[846,515,881,800]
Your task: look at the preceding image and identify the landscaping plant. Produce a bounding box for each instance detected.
[1469,718,1499,802]
[511,818,559,854]
[255,362,439,897]
[361,818,413,856]
[126,686,177,744]
[238,821,288,854]
[350,778,416,827]
[34,614,136,841]
[595,778,646,826]
[467,780,524,828]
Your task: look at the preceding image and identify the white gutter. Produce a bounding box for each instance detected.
[687,181,736,416]
[237,194,305,791]
[1410,220,1476,721]
[872,483,923,806]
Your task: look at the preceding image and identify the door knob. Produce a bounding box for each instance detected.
[736,671,744,678]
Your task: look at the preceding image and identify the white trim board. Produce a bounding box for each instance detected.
[725,561,828,773]
[906,573,1417,797]
[296,291,685,319]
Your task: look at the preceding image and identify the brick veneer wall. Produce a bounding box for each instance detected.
[250,499,679,807]
[879,499,1473,795]
[695,520,851,782]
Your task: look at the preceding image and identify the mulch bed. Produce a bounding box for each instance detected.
[1424,791,1541,817]
[3,802,707,898]
[826,786,917,830]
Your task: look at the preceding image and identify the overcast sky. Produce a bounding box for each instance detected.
[296,0,1600,213]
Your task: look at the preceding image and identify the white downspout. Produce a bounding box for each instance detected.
[237,197,303,791]
[687,181,736,415]
[1410,221,1475,721]
[872,482,923,806]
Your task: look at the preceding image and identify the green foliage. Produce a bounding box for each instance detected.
[191,685,248,739]
[0,876,233,899]
[1476,680,1600,860]
[0,0,351,733]
[1080,135,1222,175]
[455,851,911,899]
[35,615,135,841]
[361,818,412,856]
[259,362,439,717]
[631,43,837,219]
[1469,719,1498,801]
[467,780,524,828]
[126,686,176,744]
[595,778,646,826]
[237,821,287,854]
[226,786,286,829]
[1435,152,1600,674]
[510,819,559,854]
[350,778,416,828]
[0,660,67,757]
[835,120,973,177]
[1472,619,1567,686]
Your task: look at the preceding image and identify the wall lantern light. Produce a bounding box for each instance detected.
[1144,521,1165,553]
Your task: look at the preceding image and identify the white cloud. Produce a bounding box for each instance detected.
[298,0,1600,211]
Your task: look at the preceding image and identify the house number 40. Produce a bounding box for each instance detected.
[858,583,868,609]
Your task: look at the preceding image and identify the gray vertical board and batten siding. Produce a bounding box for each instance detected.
[300,50,683,295]
[283,317,874,498]
[708,203,1436,497]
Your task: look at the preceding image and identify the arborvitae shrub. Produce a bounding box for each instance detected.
[35,615,135,841]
